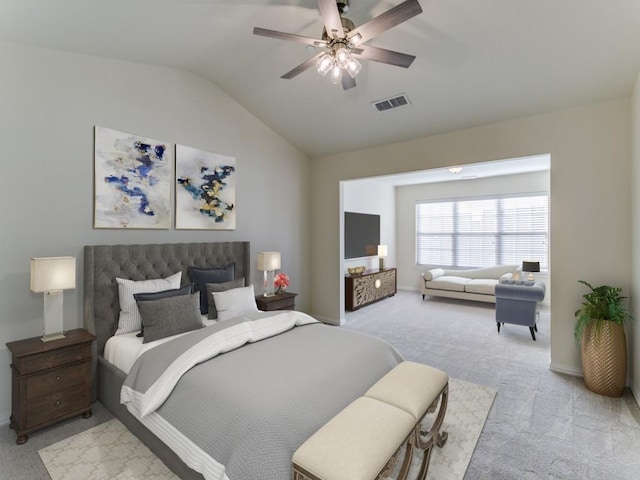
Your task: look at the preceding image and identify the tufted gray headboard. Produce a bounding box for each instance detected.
[84,242,250,355]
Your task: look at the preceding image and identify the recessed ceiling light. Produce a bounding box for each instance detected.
[448,166,463,174]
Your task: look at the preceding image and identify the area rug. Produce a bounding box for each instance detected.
[39,377,495,480]
[393,377,497,480]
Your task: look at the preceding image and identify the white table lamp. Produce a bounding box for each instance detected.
[30,256,76,342]
[257,252,281,297]
[378,245,388,270]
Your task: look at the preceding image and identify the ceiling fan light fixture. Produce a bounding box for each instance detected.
[329,65,342,84]
[316,53,334,76]
[345,57,362,78]
[334,45,351,68]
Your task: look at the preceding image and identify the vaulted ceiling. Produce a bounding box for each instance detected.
[1,0,639,158]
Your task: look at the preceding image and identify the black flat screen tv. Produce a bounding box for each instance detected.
[344,212,380,259]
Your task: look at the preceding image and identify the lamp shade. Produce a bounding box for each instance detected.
[257,252,281,271]
[377,245,388,257]
[30,257,76,292]
[522,261,540,273]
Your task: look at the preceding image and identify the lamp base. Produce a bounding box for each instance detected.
[41,333,66,343]
[379,258,386,271]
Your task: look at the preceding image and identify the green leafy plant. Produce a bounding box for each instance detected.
[574,280,631,343]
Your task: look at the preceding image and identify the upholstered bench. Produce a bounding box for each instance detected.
[365,361,449,480]
[292,396,415,480]
[292,362,449,480]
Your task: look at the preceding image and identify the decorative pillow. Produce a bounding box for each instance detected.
[212,284,259,322]
[188,264,235,315]
[137,292,203,344]
[133,284,194,337]
[115,272,181,335]
[206,278,246,320]
[424,268,445,281]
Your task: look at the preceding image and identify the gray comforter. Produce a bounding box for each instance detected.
[122,312,402,480]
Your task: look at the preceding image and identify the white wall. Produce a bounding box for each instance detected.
[309,98,632,381]
[0,42,310,422]
[342,179,395,273]
[396,171,550,304]
[632,73,640,407]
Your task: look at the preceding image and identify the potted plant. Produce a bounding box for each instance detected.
[574,280,631,397]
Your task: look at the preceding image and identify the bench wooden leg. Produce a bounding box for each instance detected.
[394,438,414,480]
[413,384,449,480]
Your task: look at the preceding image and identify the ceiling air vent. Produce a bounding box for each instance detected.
[372,93,411,112]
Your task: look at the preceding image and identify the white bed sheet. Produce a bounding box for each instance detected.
[104,315,217,374]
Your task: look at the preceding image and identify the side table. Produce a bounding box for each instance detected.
[6,328,95,444]
[255,292,298,311]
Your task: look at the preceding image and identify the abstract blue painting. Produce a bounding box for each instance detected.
[175,145,236,230]
[94,126,171,228]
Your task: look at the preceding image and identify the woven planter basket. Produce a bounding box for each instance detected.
[580,321,627,398]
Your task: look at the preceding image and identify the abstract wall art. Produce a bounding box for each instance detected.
[175,145,236,230]
[94,126,171,229]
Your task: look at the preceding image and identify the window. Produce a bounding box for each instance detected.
[416,193,548,270]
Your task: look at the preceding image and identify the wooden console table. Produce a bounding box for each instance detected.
[345,268,397,311]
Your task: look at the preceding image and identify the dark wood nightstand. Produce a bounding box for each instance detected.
[6,328,95,445]
[255,292,298,311]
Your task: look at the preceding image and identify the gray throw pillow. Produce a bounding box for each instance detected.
[188,264,235,314]
[138,292,203,344]
[206,277,246,319]
[134,284,194,337]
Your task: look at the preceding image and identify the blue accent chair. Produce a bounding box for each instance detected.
[495,280,546,340]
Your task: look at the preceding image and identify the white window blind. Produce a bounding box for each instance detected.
[416,193,548,270]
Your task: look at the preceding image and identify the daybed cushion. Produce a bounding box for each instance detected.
[426,276,469,292]
[464,279,499,295]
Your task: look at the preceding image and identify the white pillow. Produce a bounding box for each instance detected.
[212,285,259,322]
[115,272,182,335]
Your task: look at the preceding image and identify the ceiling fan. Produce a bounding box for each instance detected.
[253,0,423,90]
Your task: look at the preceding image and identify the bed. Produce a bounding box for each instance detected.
[83,242,403,480]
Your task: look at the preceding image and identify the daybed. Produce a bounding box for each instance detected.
[84,242,447,480]
[420,264,520,303]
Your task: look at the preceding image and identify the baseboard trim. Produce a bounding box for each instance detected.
[312,314,343,326]
[397,286,419,292]
[549,363,583,377]
[0,414,10,427]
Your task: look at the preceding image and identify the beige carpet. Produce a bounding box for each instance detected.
[39,377,495,480]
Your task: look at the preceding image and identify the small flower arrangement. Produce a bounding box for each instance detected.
[274,272,290,294]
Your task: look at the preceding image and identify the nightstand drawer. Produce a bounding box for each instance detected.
[15,343,91,375]
[26,384,90,429]
[26,361,90,399]
[266,297,294,310]
[255,292,298,311]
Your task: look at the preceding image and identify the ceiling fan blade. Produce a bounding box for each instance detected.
[347,0,422,45]
[341,73,356,90]
[317,0,344,39]
[253,27,327,47]
[281,51,325,79]
[354,45,415,68]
